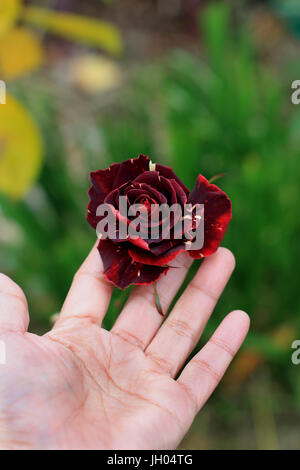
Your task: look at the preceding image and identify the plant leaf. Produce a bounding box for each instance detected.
[0,94,43,199]
[23,7,123,56]
[208,172,225,184]
[0,0,21,38]
[0,27,44,80]
[154,282,164,316]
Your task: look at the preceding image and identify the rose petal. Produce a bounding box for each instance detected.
[98,239,168,289]
[156,163,190,196]
[149,239,180,255]
[125,182,167,206]
[87,155,150,228]
[133,172,177,205]
[112,154,150,189]
[128,242,184,266]
[170,179,188,205]
[127,236,151,251]
[104,181,130,206]
[188,175,232,258]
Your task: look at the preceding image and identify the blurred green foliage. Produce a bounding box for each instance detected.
[1,2,300,446]
[101,3,300,359]
[273,0,300,38]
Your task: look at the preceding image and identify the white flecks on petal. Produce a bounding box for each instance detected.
[149,160,156,172]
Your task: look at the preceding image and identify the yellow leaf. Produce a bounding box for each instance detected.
[0,0,21,37]
[0,27,44,81]
[23,7,123,56]
[0,94,43,199]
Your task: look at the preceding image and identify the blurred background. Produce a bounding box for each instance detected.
[1,0,300,449]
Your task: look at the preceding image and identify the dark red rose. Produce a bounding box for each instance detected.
[87,154,231,289]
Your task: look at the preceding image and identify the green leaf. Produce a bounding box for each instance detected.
[201,2,231,72]
[154,282,164,316]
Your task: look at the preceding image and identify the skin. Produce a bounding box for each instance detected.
[0,244,249,450]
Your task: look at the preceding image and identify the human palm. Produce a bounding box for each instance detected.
[0,244,249,450]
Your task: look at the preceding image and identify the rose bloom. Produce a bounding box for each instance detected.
[87,155,231,289]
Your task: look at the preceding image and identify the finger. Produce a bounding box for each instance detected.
[53,242,113,329]
[111,252,193,350]
[178,310,250,415]
[0,274,29,334]
[145,248,235,377]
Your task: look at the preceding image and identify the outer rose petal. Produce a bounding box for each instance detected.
[112,154,151,189]
[128,242,185,266]
[188,175,232,258]
[87,155,150,228]
[170,179,188,205]
[149,239,182,255]
[98,239,168,289]
[156,163,190,196]
[127,236,151,251]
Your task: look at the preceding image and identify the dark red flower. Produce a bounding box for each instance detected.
[87,154,231,289]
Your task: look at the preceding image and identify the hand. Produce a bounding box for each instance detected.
[0,244,249,450]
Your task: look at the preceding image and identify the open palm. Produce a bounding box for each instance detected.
[0,244,249,450]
